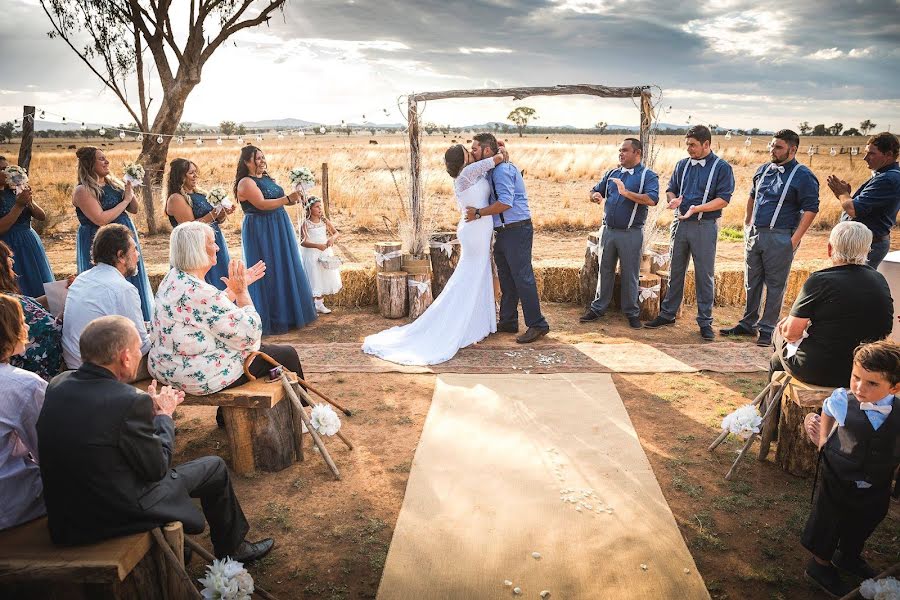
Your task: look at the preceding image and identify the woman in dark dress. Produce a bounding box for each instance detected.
[165,158,233,290]
[234,146,316,334]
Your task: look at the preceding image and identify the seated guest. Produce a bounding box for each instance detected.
[62,223,150,375]
[0,293,46,530]
[0,241,64,380]
[37,316,273,561]
[149,221,305,396]
[771,221,893,387]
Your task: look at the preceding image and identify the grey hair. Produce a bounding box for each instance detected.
[80,315,138,365]
[169,221,214,271]
[829,221,872,265]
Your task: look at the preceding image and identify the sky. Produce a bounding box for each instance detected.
[1,0,899,133]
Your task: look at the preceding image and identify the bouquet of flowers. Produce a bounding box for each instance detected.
[720,404,763,439]
[3,165,28,193]
[288,166,315,193]
[198,557,254,600]
[860,577,900,600]
[310,403,341,436]
[123,163,145,187]
[207,186,233,210]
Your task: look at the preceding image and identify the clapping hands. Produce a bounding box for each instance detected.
[147,380,185,418]
[677,205,697,220]
[826,175,851,198]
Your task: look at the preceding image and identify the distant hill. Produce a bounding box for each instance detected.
[240,118,321,129]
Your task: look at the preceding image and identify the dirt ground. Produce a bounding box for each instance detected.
[170,302,899,600]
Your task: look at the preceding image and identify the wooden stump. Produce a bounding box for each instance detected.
[429,231,459,297]
[638,273,661,321]
[578,231,600,307]
[221,398,295,475]
[408,273,434,320]
[657,270,683,318]
[640,252,652,275]
[375,241,402,272]
[377,271,408,318]
[775,378,830,477]
[401,253,431,276]
[650,241,671,274]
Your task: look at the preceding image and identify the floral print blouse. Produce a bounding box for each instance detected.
[10,294,64,381]
[148,269,262,395]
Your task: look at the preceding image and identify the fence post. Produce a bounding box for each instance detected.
[321,162,329,217]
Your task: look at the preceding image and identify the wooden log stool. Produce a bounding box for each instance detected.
[578,231,600,307]
[657,269,683,318]
[638,272,661,321]
[374,241,402,272]
[428,231,460,297]
[376,271,408,318]
[407,273,433,320]
[649,241,671,275]
[772,372,833,477]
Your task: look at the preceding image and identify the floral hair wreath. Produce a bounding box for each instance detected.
[305,196,322,212]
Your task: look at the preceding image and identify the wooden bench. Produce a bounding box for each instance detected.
[770,371,833,477]
[0,518,190,599]
[136,377,300,476]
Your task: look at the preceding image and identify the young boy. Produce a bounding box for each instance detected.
[802,339,900,597]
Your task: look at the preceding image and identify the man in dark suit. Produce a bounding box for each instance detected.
[37,315,273,561]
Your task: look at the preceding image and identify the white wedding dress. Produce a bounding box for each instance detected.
[362,157,497,365]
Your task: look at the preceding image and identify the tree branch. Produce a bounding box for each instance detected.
[200,0,286,65]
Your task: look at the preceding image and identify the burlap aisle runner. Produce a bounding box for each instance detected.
[377,374,710,600]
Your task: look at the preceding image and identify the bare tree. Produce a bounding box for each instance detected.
[507,107,537,137]
[40,0,289,233]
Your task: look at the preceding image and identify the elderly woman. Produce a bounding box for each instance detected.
[0,241,64,380]
[148,222,305,398]
[0,292,47,530]
[771,221,894,387]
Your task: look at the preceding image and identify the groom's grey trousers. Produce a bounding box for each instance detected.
[737,227,795,335]
[659,218,718,327]
[590,226,643,318]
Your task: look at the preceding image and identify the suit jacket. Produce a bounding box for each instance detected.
[36,363,204,546]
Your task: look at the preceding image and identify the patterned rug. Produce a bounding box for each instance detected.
[294,342,770,374]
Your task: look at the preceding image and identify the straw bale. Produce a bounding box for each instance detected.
[325,263,377,307]
[715,268,746,306]
[534,260,581,303]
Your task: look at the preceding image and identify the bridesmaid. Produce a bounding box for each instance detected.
[165,158,233,290]
[234,145,316,334]
[0,156,54,298]
[72,147,154,321]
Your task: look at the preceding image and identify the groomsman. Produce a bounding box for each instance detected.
[645,125,735,340]
[580,138,659,328]
[720,129,819,347]
[827,131,900,269]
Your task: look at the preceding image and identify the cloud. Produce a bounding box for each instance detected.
[458,47,513,55]
[683,9,788,57]
[808,47,844,60]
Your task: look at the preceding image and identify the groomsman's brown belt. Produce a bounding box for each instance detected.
[495,218,531,232]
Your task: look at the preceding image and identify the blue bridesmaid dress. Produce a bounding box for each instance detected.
[240,176,316,334]
[168,192,231,290]
[0,188,54,297]
[75,184,154,321]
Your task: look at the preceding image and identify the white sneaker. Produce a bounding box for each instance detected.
[315,300,332,314]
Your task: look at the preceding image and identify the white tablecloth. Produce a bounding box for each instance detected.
[877,250,900,342]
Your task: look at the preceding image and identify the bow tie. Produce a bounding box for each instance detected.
[620,167,634,175]
[770,164,785,173]
[689,159,706,167]
[859,402,892,415]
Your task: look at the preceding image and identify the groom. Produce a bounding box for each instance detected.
[465,133,550,343]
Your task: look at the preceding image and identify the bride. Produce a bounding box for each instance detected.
[361,144,509,365]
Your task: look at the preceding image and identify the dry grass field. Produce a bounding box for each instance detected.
[1,133,876,238]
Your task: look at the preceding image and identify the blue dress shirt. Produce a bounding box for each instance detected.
[591,164,660,229]
[749,159,820,229]
[847,162,900,237]
[823,388,895,430]
[489,162,531,227]
[666,152,735,220]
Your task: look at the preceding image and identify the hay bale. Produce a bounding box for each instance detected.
[534,261,580,303]
[325,263,377,307]
[715,268,746,306]
[783,260,828,307]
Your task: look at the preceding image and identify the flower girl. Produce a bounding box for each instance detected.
[299,197,342,313]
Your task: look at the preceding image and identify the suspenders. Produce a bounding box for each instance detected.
[677,158,721,221]
[749,163,802,229]
[603,166,647,229]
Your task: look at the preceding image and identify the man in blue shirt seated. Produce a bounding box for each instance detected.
[827,131,900,269]
[645,125,735,340]
[466,133,549,344]
[720,129,819,347]
[580,138,660,329]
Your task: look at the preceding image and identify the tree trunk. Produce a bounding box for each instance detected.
[429,232,459,297]
[776,388,825,478]
[657,269,683,318]
[221,400,296,475]
[407,272,433,320]
[377,272,408,318]
[638,273,661,321]
[579,231,600,307]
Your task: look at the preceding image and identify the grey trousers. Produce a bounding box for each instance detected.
[867,235,890,270]
[659,218,718,327]
[738,228,795,335]
[591,226,643,318]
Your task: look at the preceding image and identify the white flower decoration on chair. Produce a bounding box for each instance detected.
[720,405,763,439]
[198,557,254,600]
[310,404,341,436]
[860,576,900,599]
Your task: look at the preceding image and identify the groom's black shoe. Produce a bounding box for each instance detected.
[579,309,603,323]
[516,327,549,344]
[497,322,519,334]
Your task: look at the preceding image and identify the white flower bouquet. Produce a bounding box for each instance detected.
[860,577,900,600]
[720,404,763,439]
[288,166,315,193]
[310,403,341,436]
[198,557,254,600]
[3,165,28,193]
[123,163,145,187]
[207,186,233,210]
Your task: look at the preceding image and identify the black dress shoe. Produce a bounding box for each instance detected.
[719,324,756,337]
[516,327,549,344]
[831,550,878,579]
[579,309,603,323]
[627,316,643,329]
[229,538,275,563]
[756,331,773,347]
[700,326,715,341]
[497,322,519,333]
[644,316,675,329]
[804,559,853,598]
